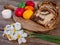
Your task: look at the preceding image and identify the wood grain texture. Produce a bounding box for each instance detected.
[0,0,60,45]
[13,15,51,32]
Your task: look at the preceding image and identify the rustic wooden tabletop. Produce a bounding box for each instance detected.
[0,0,60,45]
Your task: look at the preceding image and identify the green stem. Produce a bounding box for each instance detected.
[29,33,60,44]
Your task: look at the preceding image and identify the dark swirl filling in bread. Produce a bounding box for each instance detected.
[31,1,58,29]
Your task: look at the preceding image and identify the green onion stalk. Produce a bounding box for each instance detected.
[28,33,60,44]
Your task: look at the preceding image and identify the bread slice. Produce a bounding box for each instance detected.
[31,1,59,29]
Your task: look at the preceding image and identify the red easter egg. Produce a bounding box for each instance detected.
[15,8,24,17]
[26,1,35,7]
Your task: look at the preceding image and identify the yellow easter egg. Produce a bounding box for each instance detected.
[23,10,33,19]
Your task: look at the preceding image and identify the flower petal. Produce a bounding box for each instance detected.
[6,25,11,30]
[14,22,21,30]
[6,25,14,31]
[8,30,14,35]
[21,38,26,43]
[17,30,24,35]
[18,38,22,44]
[4,30,10,34]
[7,34,13,41]
[22,33,28,37]
[3,30,7,34]
[12,34,18,40]
[10,25,14,30]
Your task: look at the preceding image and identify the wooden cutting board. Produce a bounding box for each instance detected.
[0,0,60,45]
[13,15,51,32]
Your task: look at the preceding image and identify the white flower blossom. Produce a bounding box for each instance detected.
[15,30,27,44]
[3,22,28,44]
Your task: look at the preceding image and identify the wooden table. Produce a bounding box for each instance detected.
[0,0,60,45]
